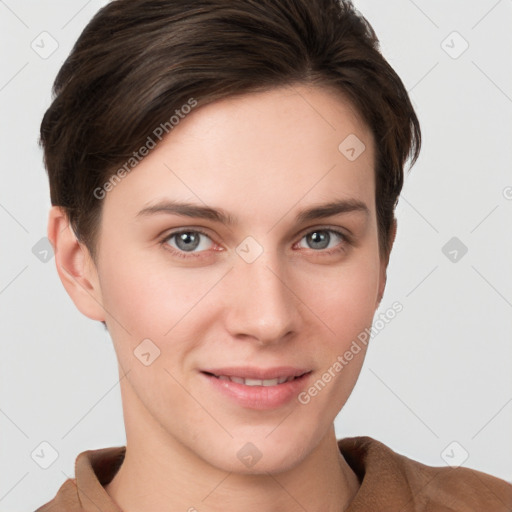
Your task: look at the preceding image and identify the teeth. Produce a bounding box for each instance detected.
[215,375,296,386]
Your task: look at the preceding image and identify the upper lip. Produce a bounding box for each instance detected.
[201,366,310,380]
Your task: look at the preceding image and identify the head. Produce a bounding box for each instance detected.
[42,0,420,474]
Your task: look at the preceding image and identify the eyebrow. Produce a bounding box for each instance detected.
[136,198,369,226]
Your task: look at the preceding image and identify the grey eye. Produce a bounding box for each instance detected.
[299,230,344,251]
[166,231,213,253]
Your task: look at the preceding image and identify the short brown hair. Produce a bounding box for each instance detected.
[40,0,421,260]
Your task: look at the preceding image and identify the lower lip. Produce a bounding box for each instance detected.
[201,372,311,410]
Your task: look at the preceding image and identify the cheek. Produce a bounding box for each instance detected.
[293,258,380,418]
[300,250,381,347]
[98,245,221,337]
[96,251,219,402]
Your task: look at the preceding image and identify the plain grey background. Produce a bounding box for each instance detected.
[1,0,511,510]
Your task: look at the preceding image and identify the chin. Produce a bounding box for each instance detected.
[199,428,316,476]
[217,449,305,476]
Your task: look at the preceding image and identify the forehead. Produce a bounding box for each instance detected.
[102,84,376,228]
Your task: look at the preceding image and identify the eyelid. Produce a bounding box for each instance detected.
[296,224,351,241]
[160,226,215,242]
[293,226,351,255]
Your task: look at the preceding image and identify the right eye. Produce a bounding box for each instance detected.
[161,229,216,257]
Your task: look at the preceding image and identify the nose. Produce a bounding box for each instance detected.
[223,250,302,346]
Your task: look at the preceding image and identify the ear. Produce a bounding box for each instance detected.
[376,217,397,307]
[47,206,106,321]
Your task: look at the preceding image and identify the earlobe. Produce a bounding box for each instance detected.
[47,206,106,322]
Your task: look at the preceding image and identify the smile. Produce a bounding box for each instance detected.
[200,367,312,409]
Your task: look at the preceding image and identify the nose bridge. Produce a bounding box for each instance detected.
[225,245,300,344]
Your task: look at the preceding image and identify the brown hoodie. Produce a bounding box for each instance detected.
[34,436,512,511]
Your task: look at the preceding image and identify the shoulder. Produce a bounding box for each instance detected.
[338,436,512,511]
[33,446,125,512]
[34,478,80,511]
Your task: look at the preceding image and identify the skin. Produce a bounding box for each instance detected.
[48,84,396,512]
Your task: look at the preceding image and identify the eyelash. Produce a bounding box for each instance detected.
[159,227,351,260]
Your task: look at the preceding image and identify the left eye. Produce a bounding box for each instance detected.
[297,229,345,251]
[164,230,214,253]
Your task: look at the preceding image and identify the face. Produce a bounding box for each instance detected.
[91,84,386,473]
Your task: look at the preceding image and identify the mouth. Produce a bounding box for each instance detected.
[200,368,312,409]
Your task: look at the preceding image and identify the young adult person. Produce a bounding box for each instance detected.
[35,0,512,510]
